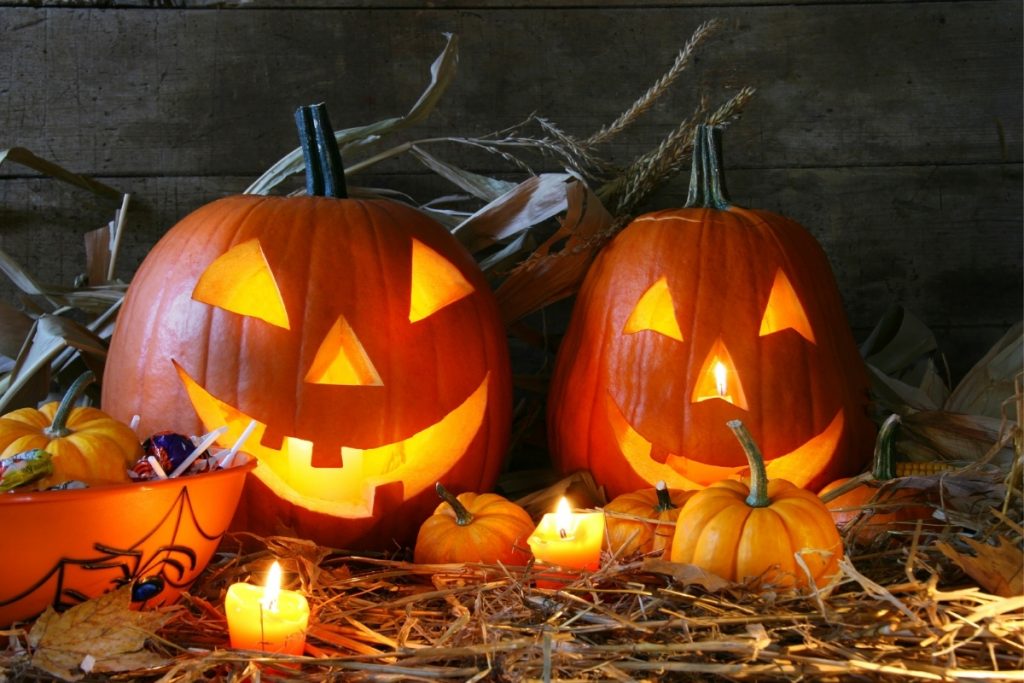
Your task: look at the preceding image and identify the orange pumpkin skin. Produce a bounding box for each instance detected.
[548,126,874,498]
[103,108,511,552]
[0,375,140,489]
[820,479,932,544]
[670,477,842,589]
[414,487,534,565]
[604,485,693,558]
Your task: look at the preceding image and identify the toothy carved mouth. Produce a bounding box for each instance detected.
[175,361,489,518]
[607,394,844,489]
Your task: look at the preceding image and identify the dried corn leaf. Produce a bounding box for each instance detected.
[899,410,1013,465]
[0,314,109,413]
[453,173,572,253]
[495,178,614,324]
[946,322,1023,420]
[410,145,516,202]
[867,362,942,412]
[28,586,175,682]
[860,305,941,376]
[0,300,33,362]
[0,148,120,201]
[246,33,459,196]
[937,536,1024,598]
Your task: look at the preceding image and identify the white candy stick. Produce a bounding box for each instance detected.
[169,426,228,478]
[218,419,258,469]
[129,415,141,434]
[147,456,168,480]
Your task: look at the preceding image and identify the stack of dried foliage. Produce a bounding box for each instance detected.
[1,22,1021,682]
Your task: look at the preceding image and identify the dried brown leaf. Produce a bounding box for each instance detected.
[899,410,1012,464]
[937,536,1024,598]
[495,178,615,323]
[28,586,177,681]
[453,173,572,253]
[641,559,732,593]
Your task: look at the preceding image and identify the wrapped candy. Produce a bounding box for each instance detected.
[0,449,54,492]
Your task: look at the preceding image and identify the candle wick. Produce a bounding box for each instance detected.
[559,528,567,539]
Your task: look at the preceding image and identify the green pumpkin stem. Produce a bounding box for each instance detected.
[870,414,902,481]
[727,419,770,508]
[435,482,474,526]
[684,124,731,211]
[654,480,677,512]
[295,103,348,199]
[45,371,96,438]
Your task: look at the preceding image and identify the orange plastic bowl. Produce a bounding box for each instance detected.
[0,455,255,627]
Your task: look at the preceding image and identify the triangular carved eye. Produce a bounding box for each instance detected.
[305,315,382,386]
[623,276,684,342]
[759,269,815,343]
[192,239,290,329]
[408,239,474,323]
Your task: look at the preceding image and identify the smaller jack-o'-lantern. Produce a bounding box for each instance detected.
[103,105,512,549]
[549,125,875,499]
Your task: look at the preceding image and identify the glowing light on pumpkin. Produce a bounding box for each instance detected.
[175,360,491,517]
[759,269,816,343]
[409,238,475,323]
[192,238,290,329]
[692,338,747,409]
[623,276,684,341]
[305,316,383,386]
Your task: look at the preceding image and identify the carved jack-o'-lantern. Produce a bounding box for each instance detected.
[103,105,511,549]
[548,125,874,498]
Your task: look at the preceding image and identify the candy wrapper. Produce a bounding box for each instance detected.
[0,449,54,492]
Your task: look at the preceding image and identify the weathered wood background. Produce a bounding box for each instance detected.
[1,1,1020,385]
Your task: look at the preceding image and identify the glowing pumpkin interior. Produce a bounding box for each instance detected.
[608,265,845,490]
[178,235,490,519]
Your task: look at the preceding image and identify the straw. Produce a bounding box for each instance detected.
[145,456,168,480]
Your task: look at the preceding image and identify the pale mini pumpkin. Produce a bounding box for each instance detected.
[102,105,512,549]
[549,125,875,498]
[0,372,141,489]
[414,483,534,565]
[819,414,936,544]
[603,481,693,559]
[670,421,843,589]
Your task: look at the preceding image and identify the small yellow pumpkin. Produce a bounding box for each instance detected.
[414,483,534,565]
[0,372,141,488]
[670,420,842,589]
[604,481,693,558]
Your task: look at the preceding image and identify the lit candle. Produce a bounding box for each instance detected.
[225,561,310,655]
[527,497,605,586]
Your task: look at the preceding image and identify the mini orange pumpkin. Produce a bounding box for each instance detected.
[604,481,693,559]
[102,105,511,549]
[414,483,534,565]
[0,372,140,489]
[819,414,935,544]
[670,420,842,589]
[549,125,875,499]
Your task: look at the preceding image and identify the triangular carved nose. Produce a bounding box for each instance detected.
[690,337,748,410]
[305,315,382,386]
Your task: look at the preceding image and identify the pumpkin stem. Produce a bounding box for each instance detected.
[684,124,731,210]
[295,103,348,199]
[870,414,902,481]
[435,482,474,526]
[45,371,96,438]
[727,419,770,508]
[654,480,677,512]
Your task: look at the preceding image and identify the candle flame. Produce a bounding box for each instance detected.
[713,361,728,397]
[261,561,282,613]
[555,497,573,538]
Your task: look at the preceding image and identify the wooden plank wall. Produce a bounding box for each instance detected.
[1,1,1020,383]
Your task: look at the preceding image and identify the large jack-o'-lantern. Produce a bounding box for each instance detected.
[548,125,874,498]
[103,105,511,549]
